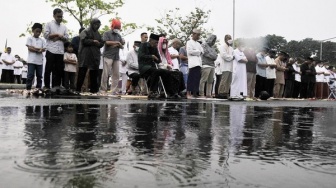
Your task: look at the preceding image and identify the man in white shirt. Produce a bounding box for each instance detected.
[43,8,69,90]
[315,60,325,99]
[255,47,269,98]
[168,38,181,71]
[13,55,24,84]
[0,47,15,83]
[265,50,277,97]
[119,38,129,95]
[230,42,248,97]
[126,41,141,94]
[217,34,234,99]
[292,59,302,98]
[186,29,203,98]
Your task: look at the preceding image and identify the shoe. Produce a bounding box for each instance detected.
[148,92,160,99]
[216,94,228,99]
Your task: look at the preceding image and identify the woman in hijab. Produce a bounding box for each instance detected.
[76,18,104,94]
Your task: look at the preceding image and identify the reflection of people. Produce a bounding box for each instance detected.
[76,18,104,94]
[74,104,98,149]
[229,105,247,153]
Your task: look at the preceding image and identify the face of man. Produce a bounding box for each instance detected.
[192,32,201,41]
[6,48,11,54]
[54,12,63,24]
[149,39,158,48]
[173,42,181,49]
[141,34,148,43]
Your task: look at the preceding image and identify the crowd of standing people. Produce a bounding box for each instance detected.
[1,8,335,100]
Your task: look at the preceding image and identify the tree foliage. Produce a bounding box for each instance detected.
[46,0,124,28]
[238,34,336,65]
[147,7,212,46]
[20,0,139,38]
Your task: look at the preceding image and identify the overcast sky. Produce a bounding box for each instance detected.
[1,0,336,59]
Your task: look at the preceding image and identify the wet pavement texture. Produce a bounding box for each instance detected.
[0,91,336,188]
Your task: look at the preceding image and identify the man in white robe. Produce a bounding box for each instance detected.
[230,43,248,97]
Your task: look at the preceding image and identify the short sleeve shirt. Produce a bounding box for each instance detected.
[26,36,46,65]
[102,30,123,60]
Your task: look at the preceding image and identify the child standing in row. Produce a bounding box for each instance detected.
[63,42,77,93]
[25,23,46,93]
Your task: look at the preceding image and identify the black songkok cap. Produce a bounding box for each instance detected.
[149,33,160,41]
[305,57,314,61]
[134,41,141,46]
[32,23,43,30]
[262,47,269,52]
[279,51,289,57]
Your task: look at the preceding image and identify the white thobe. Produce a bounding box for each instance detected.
[230,49,247,97]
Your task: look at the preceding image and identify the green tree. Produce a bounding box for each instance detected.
[264,34,287,51]
[147,7,212,46]
[46,0,124,28]
[20,0,139,38]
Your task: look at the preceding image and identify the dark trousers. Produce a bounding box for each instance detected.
[301,82,315,98]
[26,64,43,90]
[97,69,103,89]
[266,79,275,97]
[76,67,99,93]
[293,81,301,98]
[63,71,76,90]
[14,75,21,84]
[215,74,222,96]
[22,78,27,84]
[128,73,141,87]
[284,79,295,98]
[187,66,201,94]
[44,51,64,88]
[255,75,267,97]
[1,69,14,83]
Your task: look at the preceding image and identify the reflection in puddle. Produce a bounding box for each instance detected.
[0,103,335,187]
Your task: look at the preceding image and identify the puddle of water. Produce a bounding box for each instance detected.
[0,103,335,187]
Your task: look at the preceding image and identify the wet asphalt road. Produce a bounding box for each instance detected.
[0,90,336,188]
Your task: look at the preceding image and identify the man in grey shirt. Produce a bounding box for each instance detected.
[43,8,69,90]
[99,19,124,94]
